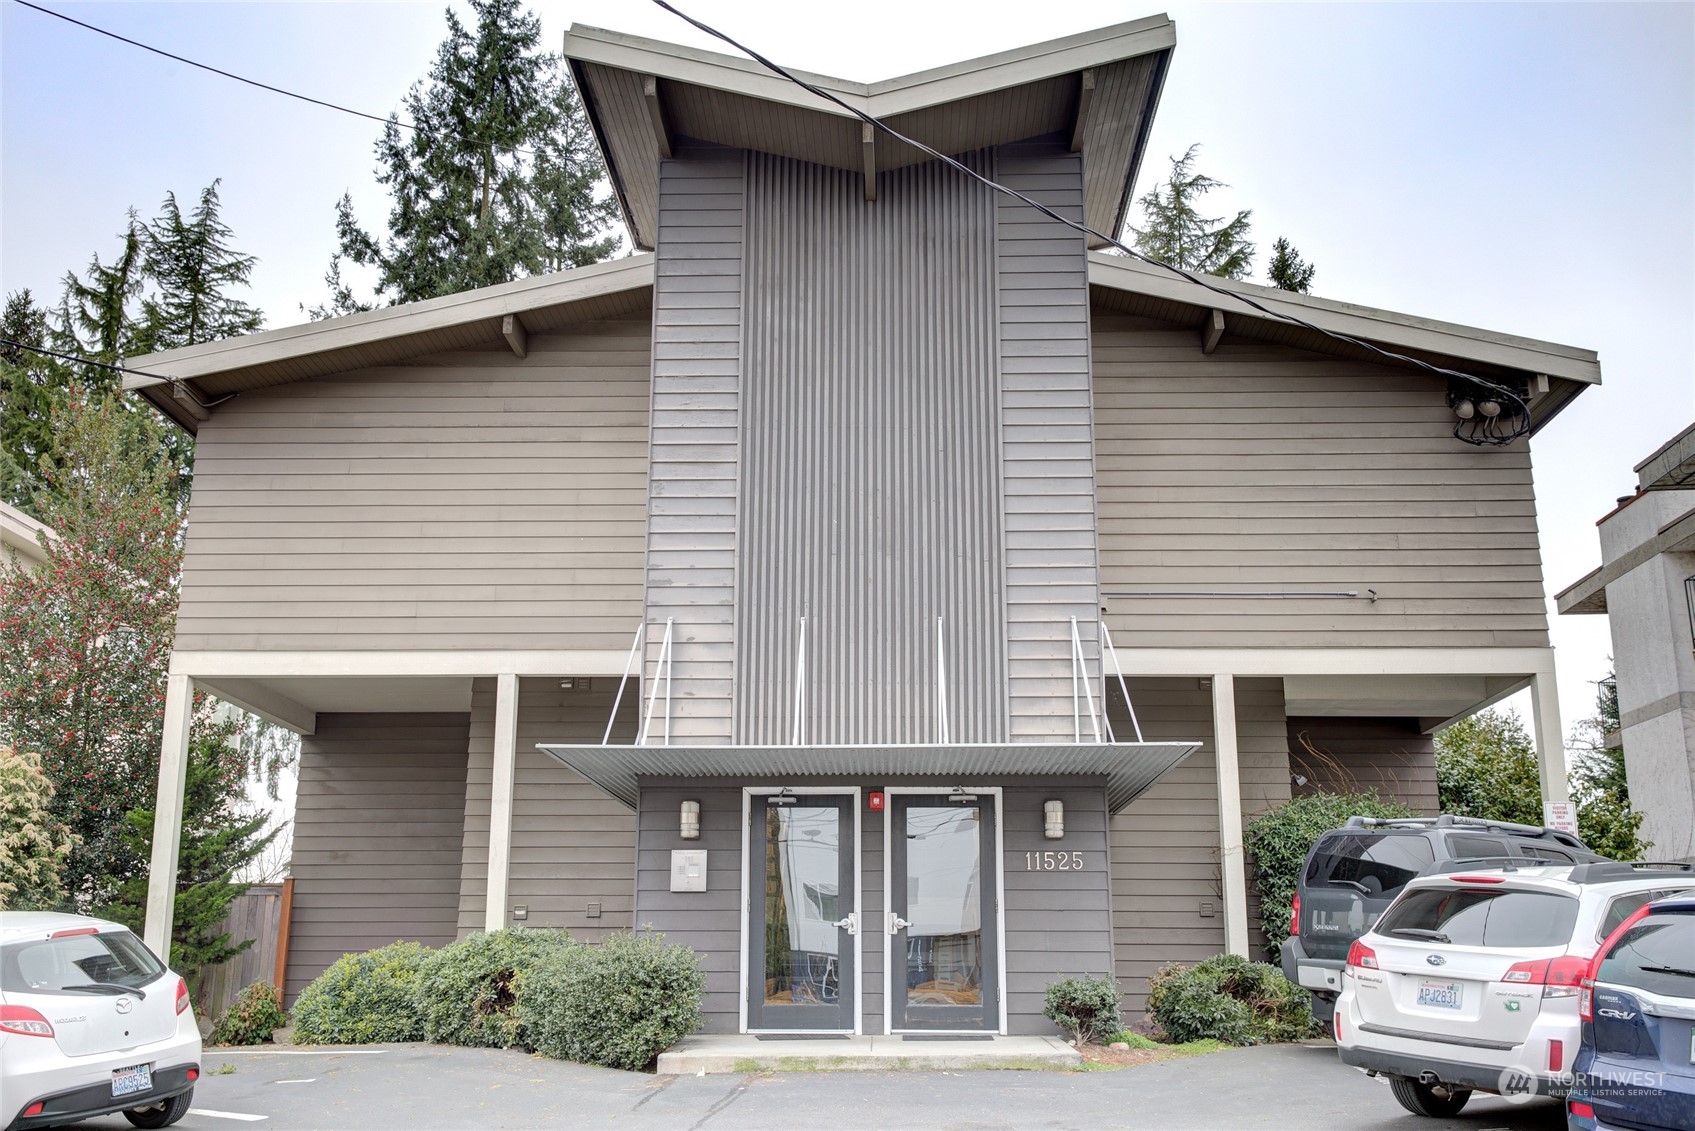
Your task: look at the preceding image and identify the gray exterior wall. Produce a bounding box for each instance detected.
[1092,309,1550,648]
[1107,678,1291,1016]
[175,315,652,652]
[1288,716,1439,815]
[634,777,1111,1036]
[286,713,470,1001]
[455,677,638,939]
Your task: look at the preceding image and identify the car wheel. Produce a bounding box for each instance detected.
[1388,1075,1471,1117]
[123,1088,193,1129]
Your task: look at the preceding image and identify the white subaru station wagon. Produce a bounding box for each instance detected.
[1334,860,1695,1118]
[1,912,201,1129]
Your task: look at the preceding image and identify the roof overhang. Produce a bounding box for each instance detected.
[1557,499,1695,615]
[565,17,1175,252]
[1635,422,1695,492]
[122,255,656,433]
[1088,252,1601,432]
[537,741,1199,813]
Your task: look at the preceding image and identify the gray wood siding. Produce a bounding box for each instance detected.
[1289,716,1439,815]
[736,149,1006,745]
[644,145,745,743]
[1001,782,1114,1034]
[285,713,469,1002]
[1107,678,1291,1016]
[996,138,1103,741]
[455,677,638,939]
[1092,310,1550,648]
[176,316,653,651]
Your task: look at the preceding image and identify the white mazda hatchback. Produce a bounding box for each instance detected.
[0,912,201,1129]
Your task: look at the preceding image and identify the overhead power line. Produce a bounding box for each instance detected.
[648,0,1533,447]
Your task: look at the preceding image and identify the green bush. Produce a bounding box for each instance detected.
[517,932,704,1071]
[1244,791,1413,959]
[290,941,431,1045]
[1146,953,1318,1046]
[415,927,576,1049]
[209,981,288,1046]
[1042,974,1122,1045]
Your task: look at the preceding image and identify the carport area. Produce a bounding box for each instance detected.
[63,1041,1565,1130]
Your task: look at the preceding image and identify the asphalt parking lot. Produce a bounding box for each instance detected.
[62,1042,1566,1130]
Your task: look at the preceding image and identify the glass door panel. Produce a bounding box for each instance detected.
[747,794,855,1031]
[889,794,998,1031]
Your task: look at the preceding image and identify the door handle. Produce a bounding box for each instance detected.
[888,913,912,934]
[833,913,858,936]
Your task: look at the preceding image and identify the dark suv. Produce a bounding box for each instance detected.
[1281,814,1600,1024]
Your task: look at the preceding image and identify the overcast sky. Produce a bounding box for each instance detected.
[3,1,1692,754]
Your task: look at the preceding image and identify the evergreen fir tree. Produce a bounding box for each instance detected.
[0,290,66,509]
[1129,144,1255,279]
[141,180,264,351]
[52,212,148,394]
[1267,237,1316,293]
[330,0,618,307]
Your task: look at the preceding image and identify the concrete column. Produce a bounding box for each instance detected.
[1529,669,1572,808]
[1211,673,1250,957]
[485,673,520,932]
[144,674,194,962]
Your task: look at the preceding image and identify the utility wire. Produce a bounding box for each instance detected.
[11,0,540,157]
[649,0,1533,446]
[3,336,181,387]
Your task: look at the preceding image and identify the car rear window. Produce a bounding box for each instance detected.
[1598,888,1695,941]
[1377,888,1579,948]
[1304,834,1434,899]
[1597,912,1695,998]
[0,929,165,996]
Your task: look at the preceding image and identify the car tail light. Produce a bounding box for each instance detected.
[175,976,190,1015]
[1333,1011,1343,1042]
[0,1005,55,1037]
[1289,893,1301,939]
[49,926,99,938]
[1579,977,1595,1021]
[187,1068,199,1082]
[1501,955,1589,998]
[1450,875,1505,884]
[1549,1038,1564,1072]
[1345,939,1378,970]
[1582,902,1658,1022]
[1569,1100,1595,1119]
[22,1103,45,1118]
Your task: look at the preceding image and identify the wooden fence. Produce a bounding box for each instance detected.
[196,878,294,1018]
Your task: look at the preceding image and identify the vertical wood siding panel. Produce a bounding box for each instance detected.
[736,150,1006,744]
[286,713,470,1001]
[644,146,745,744]
[997,139,1103,741]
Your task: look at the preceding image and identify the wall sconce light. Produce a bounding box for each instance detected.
[1044,800,1065,840]
[680,800,700,840]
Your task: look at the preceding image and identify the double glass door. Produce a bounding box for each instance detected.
[888,792,998,1032]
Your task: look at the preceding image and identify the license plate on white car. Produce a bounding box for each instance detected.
[1416,980,1462,1009]
[112,1063,152,1098]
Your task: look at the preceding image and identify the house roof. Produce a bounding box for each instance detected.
[563,17,1175,252]
[1634,422,1695,492]
[124,246,1600,435]
[0,500,55,571]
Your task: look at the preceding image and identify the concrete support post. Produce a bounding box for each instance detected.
[1530,669,1572,808]
[1211,673,1250,957]
[144,674,194,962]
[485,673,520,932]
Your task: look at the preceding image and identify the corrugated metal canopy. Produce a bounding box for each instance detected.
[536,741,1200,813]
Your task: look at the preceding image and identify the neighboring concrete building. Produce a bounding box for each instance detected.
[126,18,1600,1033]
[1557,424,1695,862]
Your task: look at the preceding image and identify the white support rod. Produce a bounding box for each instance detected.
[792,616,807,746]
[144,673,194,963]
[639,618,673,746]
[485,673,520,932]
[603,622,645,746]
[1071,619,1081,744]
[1071,618,1102,744]
[1100,621,1145,743]
[1211,673,1250,957]
[662,618,674,747]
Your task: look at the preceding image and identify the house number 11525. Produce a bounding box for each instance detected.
[1025,851,1084,871]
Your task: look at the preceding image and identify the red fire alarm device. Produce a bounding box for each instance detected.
[868,791,884,812]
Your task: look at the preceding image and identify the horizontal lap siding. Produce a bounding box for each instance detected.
[176,316,652,652]
[1108,678,1290,1017]
[455,677,637,940]
[998,139,1102,741]
[1091,312,1550,648]
[1289,716,1438,815]
[285,713,470,1001]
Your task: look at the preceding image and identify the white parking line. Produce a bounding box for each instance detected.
[273,1079,316,1084]
[188,1110,267,1122]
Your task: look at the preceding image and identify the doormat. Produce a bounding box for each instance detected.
[902,1034,994,1042]
[754,1034,850,1041]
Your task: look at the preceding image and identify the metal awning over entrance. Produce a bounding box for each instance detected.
[536,741,1199,813]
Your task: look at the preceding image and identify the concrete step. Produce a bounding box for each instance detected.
[656,1034,1081,1074]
